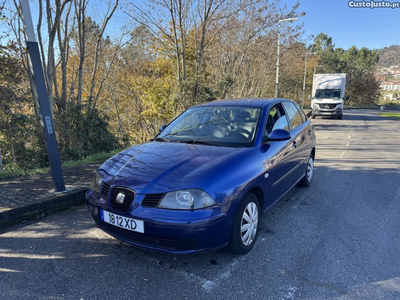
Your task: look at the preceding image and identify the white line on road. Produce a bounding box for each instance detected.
[339,119,353,159]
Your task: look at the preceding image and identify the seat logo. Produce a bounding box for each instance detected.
[116,192,126,204]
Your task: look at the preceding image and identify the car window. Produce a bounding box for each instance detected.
[265,104,289,135]
[158,106,261,147]
[272,116,289,131]
[282,102,304,130]
[295,104,307,122]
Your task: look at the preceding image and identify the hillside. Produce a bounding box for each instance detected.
[376,45,400,67]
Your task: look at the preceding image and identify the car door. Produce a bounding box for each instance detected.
[264,104,298,207]
[293,103,314,175]
[281,101,308,182]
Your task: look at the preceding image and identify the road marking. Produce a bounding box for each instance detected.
[339,120,353,159]
[0,252,65,259]
[0,268,22,273]
[178,270,216,292]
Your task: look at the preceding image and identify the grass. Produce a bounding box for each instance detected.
[379,112,400,119]
[0,149,123,180]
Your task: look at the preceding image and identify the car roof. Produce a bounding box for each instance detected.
[194,98,288,108]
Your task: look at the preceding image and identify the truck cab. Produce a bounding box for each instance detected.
[311,73,346,119]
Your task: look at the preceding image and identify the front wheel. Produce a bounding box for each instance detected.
[298,156,314,187]
[228,193,260,254]
[337,115,343,119]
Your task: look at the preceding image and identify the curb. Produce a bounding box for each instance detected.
[0,187,87,228]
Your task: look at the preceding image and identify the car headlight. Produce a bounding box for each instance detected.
[90,171,102,193]
[158,189,216,210]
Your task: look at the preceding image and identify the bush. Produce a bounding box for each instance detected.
[54,105,121,162]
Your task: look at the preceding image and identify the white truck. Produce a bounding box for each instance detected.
[311,73,346,119]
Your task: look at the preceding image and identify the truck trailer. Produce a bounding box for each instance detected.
[311,73,346,119]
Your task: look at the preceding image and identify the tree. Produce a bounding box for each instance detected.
[0,0,307,171]
[312,34,380,105]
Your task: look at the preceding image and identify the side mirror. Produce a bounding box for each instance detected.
[159,124,167,133]
[264,129,291,143]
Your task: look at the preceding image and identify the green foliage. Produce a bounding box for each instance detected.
[0,46,45,171]
[313,33,335,53]
[313,34,380,105]
[54,104,121,161]
[175,80,217,109]
[376,45,400,67]
[0,149,122,180]
[379,112,400,119]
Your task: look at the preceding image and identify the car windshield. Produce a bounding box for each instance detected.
[157,106,261,147]
[315,89,341,99]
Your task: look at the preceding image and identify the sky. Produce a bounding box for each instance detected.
[120,0,400,50]
[15,0,400,51]
[289,0,400,49]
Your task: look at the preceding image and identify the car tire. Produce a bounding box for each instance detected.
[228,193,260,254]
[337,115,343,119]
[299,155,314,187]
[311,114,316,119]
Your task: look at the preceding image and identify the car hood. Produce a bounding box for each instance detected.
[100,142,246,194]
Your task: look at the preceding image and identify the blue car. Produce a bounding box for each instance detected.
[86,98,316,254]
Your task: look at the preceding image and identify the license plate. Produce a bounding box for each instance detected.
[100,210,144,233]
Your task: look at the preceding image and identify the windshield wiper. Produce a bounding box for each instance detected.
[150,137,170,142]
[177,140,217,146]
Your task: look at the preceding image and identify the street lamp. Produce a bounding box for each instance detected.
[301,52,315,108]
[275,17,299,98]
[20,0,65,191]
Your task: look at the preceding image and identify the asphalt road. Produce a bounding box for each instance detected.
[1,110,400,300]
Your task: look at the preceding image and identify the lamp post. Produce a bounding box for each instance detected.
[301,52,315,108]
[20,0,65,192]
[275,17,299,98]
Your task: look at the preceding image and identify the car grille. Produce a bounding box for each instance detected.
[94,218,197,251]
[109,188,135,212]
[141,194,165,208]
[100,182,110,199]
[320,104,337,109]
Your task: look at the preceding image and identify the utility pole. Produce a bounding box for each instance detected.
[301,52,315,108]
[275,17,299,98]
[20,0,65,192]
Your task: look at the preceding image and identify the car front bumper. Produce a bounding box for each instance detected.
[86,190,235,254]
[312,106,342,116]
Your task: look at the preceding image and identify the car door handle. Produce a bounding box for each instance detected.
[293,141,297,148]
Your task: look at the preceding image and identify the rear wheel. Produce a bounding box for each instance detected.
[228,193,260,254]
[298,155,314,187]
